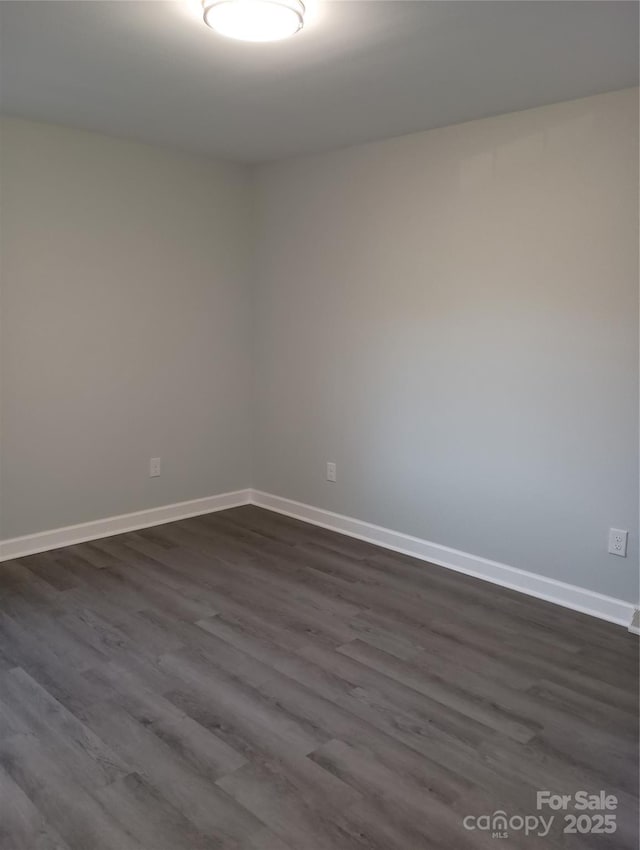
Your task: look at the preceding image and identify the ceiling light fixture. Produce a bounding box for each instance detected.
[202,0,305,42]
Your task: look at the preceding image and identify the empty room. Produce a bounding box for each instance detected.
[0,1,638,848]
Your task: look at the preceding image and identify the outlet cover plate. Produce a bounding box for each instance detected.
[608,528,628,557]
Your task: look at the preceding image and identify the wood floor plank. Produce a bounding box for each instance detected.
[0,667,130,789]
[0,764,72,850]
[307,738,497,850]
[240,826,294,850]
[94,772,223,850]
[81,698,264,845]
[161,646,327,758]
[336,638,540,743]
[0,733,146,850]
[216,755,391,850]
[85,660,247,780]
[0,612,110,716]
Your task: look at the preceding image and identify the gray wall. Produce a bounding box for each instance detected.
[2,92,638,604]
[0,117,252,538]
[253,89,639,602]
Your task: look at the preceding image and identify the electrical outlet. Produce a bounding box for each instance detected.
[608,528,628,557]
[326,461,337,483]
[149,457,161,478]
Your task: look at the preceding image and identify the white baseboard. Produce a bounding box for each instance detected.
[1,486,635,630]
[0,489,252,562]
[251,490,637,629]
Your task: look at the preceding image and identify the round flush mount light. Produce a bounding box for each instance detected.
[202,0,305,42]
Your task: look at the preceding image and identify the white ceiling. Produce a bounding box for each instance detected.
[1,1,637,163]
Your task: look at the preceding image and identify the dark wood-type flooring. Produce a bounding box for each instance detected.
[0,505,638,849]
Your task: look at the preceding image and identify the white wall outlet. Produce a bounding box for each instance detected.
[326,461,337,483]
[608,528,628,557]
[149,457,161,478]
